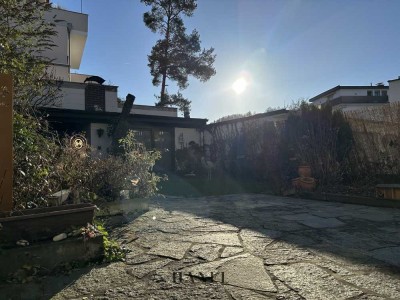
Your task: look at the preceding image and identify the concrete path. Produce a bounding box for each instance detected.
[52,194,400,300]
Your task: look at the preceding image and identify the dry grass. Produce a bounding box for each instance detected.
[345,103,400,178]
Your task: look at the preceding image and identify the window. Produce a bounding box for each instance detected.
[133,129,152,150]
[382,90,388,96]
[367,90,372,96]
[154,129,173,170]
[374,90,381,96]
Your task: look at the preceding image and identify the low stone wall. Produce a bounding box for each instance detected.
[0,235,103,282]
[299,192,400,208]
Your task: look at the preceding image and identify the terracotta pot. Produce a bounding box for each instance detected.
[298,165,312,178]
[292,177,301,189]
[299,177,316,191]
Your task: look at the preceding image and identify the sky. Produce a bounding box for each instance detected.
[55,0,400,121]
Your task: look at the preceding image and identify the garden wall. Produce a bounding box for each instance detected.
[206,103,400,195]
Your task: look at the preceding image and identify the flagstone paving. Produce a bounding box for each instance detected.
[49,194,400,300]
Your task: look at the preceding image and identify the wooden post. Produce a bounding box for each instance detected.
[0,74,13,212]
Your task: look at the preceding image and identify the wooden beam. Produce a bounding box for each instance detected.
[0,74,13,212]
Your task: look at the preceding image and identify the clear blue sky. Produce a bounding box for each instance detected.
[55,0,400,121]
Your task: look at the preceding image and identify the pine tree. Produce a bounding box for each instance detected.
[141,0,216,115]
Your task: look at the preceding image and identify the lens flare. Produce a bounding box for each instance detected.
[232,77,248,94]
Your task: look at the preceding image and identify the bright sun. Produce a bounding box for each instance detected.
[232,77,248,94]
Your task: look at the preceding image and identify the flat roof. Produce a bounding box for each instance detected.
[309,85,389,102]
[41,108,208,128]
[50,6,88,17]
[207,109,288,127]
[125,104,177,112]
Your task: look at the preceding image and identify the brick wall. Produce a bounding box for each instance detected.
[85,84,105,111]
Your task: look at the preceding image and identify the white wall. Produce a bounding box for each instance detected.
[46,64,69,81]
[175,128,201,149]
[44,8,88,70]
[312,88,388,105]
[90,123,112,157]
[61,86,85,110]
[388,80,400,102]
[43,82,181,116]
[105,91,121,113]
[105,90,119,112]
[47,25,69,66]
[132,106,177,117]
[105,98,178,117]
[70,73,90,83]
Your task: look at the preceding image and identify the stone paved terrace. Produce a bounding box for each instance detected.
[49,195,400,299]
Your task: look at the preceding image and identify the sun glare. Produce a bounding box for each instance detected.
[232,77,248,94]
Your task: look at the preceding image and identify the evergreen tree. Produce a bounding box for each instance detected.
[0,0,59,114]
[141,0,216,115]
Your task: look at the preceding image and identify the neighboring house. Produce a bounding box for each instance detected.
[388,76,400,102]
[38,2,207,170]
[309,85,389,112]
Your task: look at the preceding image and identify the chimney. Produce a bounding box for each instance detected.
[85,84,105,111]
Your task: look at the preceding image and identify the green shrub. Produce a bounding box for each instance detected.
[118,130,165,198]
[55,137,96,203]
[93,222,127,262]
[13,125,165,208]
[56,130,164,202]
[13,113,59,209]
[175,141,203,174]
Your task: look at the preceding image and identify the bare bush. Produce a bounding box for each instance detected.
[345,103,400,183]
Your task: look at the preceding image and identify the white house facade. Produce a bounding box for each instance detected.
[388,77,400,103]
[309,85,389,112]
[39,2,207,171]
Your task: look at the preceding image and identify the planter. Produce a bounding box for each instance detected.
[47,189,71,206]
[297,191,400,208]
[0,235,104,282]
[0,203,95,246]
[292,177,301,189]
[375,184,400,200]
[299,177,316,191]
[298,165,312,178]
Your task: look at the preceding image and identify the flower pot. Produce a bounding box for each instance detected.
[298,165,312,178]
[0,203,96,246]
[299,177,316,191]
[292,177,301,189]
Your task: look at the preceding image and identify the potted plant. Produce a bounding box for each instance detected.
[298,164,312,178]
[299,177,316,191]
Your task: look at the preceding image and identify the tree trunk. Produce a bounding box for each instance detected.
[111,93,135,152]
[160,14,171,104]
[160,71,167,103]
